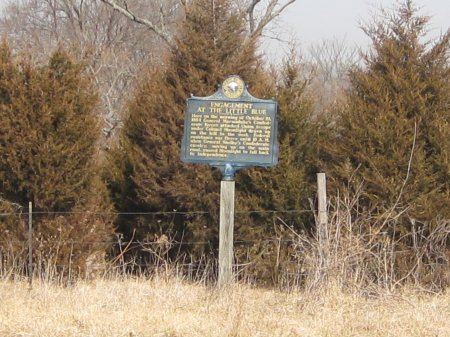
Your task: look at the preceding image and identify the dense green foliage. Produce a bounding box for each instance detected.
[0,42,114,271]
[323,1,450,228]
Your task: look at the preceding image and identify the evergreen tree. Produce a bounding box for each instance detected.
[233,54,322,283]
[238,54,319,222]
[108,0,264,251]
[0,41,25,247]
[0,42,114,272]
[107,0,321,281]
[323,1,450,228]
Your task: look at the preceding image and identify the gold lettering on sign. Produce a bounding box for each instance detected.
[187,104,273,159]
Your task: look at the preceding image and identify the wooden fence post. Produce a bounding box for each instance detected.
[218,180,235,286]
[317,173,328,228]
[28,201,33,289]
[317,173,329,275]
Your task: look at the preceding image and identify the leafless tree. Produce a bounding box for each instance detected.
[0,0,175,144]
[0,0,297,143]
[99,0,297,45]
[306,38,360,116]
[99,0,181,48]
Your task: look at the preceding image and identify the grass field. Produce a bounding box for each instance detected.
[0,277,449,337]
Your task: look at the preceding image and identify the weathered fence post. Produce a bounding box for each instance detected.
[317,173,328,228]
[28,201,33,289]
[317,173,329,277]
[218,180,235,286]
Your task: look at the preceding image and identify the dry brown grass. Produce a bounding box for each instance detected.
[0,277,449,337]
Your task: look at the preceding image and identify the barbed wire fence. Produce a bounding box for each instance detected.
[3,172,447,290]
[0,205,318,287]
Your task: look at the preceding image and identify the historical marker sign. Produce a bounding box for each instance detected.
[181,76,278,286]
[181,76,278,171]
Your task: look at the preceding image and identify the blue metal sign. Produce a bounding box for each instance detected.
[181,76,278,179]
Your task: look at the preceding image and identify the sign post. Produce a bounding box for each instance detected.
[218,179,235,285]
[181,75,278,285]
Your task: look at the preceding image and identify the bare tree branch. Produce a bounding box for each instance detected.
[246,0,296,39]
[99,1,297,45]
[99,0,175,48]
[246,0,262,33]
[0,0,164,144]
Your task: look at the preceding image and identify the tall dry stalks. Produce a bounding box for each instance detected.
[284,185,450,294]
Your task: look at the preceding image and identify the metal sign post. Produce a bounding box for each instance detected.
[181,75,278,286]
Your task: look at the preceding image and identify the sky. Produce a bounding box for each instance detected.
[265,0,450,58]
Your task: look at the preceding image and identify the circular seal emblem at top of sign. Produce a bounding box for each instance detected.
[222,76,245,99]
